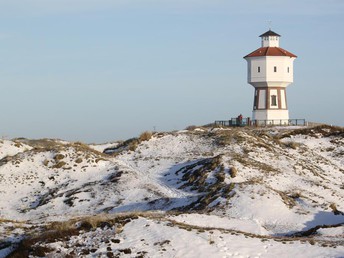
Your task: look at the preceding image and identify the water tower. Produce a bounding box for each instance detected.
[244,30,297,124]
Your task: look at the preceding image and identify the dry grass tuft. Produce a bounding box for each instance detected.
[13,142,23,148]
[128,140,139,151]
[9,212,155,257]
[276,190,297,208]
[14,138,64,152]
[282,141,301,149]
[279,125,344,139]
[329,203,344,215]
[175,155,237,211]
[75,158,83,163]
[185,125,198,131]
[229,167,238,178]
[139,131,153,142]
[52,161,66,169]
[288,191,302,199]
[231,153,278,175]
[104,131,154,154]
[53,154,65,161]
[42,159,49,166]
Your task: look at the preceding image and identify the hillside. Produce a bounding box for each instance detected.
[1,125,344,257]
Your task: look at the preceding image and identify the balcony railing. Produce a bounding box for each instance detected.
[214,118,306,127]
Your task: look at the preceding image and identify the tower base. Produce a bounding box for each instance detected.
[253,110,289,125]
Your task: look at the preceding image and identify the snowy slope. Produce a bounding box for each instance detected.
[1,125,344,257]
[19,215,344,258]
[0,139,32,160]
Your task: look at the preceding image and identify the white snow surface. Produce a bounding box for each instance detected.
[0,126,344,257]
[33,216,344,258]
[0,139,32,159]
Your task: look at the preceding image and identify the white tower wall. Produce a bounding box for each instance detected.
[247,56,295,87]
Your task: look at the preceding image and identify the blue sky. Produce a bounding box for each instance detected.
[0,0,343,143]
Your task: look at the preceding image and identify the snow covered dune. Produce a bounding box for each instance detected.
[1,125,344,257]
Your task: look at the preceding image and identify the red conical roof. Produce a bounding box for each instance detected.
[244,47,297,58]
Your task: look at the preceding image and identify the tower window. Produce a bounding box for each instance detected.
[287,67,290,73]
[274,66,277,72]
[254,90,258,109]
[258,66,260,73]
[271,95,277,106]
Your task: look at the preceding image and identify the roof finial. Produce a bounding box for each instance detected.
[268,20,272,30]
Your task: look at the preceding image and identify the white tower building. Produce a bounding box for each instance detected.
[244,30,297,124]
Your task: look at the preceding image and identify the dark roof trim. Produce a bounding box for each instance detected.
[259,30,281,37]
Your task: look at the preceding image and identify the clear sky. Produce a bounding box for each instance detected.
[0,0,343,143]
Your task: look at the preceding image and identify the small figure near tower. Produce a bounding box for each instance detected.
[244,29,297,124]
